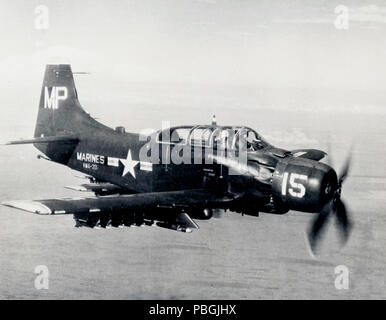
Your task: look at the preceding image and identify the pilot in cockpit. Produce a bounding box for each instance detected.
[237,129,266,151]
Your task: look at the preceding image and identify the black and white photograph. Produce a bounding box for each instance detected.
[0,0,385,303]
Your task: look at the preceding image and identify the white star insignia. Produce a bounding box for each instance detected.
[120,149,139,178]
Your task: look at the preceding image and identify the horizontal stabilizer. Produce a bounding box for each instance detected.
[5,135,79,145]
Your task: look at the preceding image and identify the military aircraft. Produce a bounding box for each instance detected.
[1,64,352,255]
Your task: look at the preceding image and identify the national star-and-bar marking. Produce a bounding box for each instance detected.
[76,149,152,178]
[120,149,139,178]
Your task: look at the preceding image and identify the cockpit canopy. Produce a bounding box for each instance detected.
[157,125,270,151]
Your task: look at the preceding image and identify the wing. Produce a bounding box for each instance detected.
[2,189,236,232]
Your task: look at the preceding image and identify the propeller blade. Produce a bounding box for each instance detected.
[326,140,333,167]
[306,202,332,255]
[334,199,352,245]
[338,150,352,185]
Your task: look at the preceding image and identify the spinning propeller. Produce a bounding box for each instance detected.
[306,150,353,256]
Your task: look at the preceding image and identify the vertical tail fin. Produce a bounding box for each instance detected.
[31,65,87,163]
[34,64,87,138]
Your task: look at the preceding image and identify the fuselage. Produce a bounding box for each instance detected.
[35,117,277,195]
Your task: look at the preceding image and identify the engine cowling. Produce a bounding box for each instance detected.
[272,157,338,213]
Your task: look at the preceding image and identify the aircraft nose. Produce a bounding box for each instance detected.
[271,157,339,213]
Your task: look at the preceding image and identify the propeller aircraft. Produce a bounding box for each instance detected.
[1,65,352,255]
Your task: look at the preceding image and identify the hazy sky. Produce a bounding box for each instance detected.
[0,1,385,182]
[1,0,386,91]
